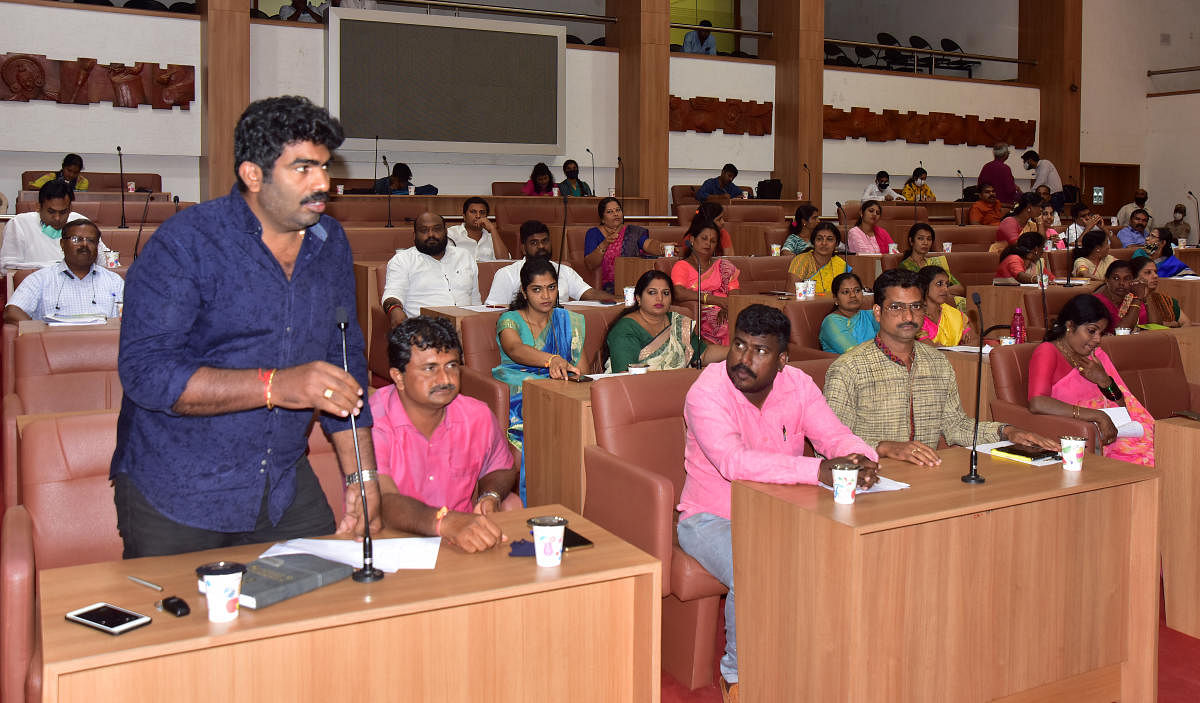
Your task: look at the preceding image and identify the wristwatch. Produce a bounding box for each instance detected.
[476,490,502,507]
[344,469,378,487]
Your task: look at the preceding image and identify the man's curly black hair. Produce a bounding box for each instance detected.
[387,316,463,372]
[233,95,344,191]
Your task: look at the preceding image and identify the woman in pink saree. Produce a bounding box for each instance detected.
[1026,294,1154,466]
[670,224,740,345]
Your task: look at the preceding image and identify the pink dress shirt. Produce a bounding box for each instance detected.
[677,363,877,521]
[370,386,512,513]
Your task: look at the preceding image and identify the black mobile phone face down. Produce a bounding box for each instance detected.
[74,604,143,628]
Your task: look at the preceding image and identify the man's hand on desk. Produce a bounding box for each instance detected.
[441,512,507,553]
[273,361,364,417]
[876,440,941,467]
[817,454,880,489]
[338,479,383,539]
[1002,426,1060,451]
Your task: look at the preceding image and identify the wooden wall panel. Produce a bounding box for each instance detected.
[1019,0,1082,192]
[198,0,250,200]
[759,1,823,204]
[822,106,1036,148]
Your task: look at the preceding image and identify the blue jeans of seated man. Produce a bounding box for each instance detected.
[677,512,737,684]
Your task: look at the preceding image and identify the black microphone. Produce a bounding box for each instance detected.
[557,189,569,280]
[802,162,812,201]
[381,154,393,228]
[963,292,987,484]
[373,135,379,183]
[133,193,153,259]
[957,169,966,200]
[1038,252,1050,332]
[336,306,384,583]
[689,248,703,368]
[585,147,596,196]
[173,195,180,213]
[117,145,128,229]
[617,155,624,199]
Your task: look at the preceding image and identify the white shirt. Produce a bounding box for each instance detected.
[485,258,592,306]
[8,261,124,319]
[446,224,499,262]
[862,183,904,201]
[381,245,480,318]
[1064,221,1102,247]
[1031,159,1063,193]
[0,211,111,273]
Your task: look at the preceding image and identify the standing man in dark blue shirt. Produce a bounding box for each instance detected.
[696,163,745,202]
[111,96,381,558]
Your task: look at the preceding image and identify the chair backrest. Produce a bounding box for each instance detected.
[491,182,525,196]
[783,298,837,353]
[589,368,701,501]
[943,251,1003,286]
[14,330,120,379]
[989,343,1040,407]
[305,420,347,524]
[728,256,792,293]
[671,185,700,210]
[788,357,835,392]
[1022,287,1088,329]
[723,204,783,223]
[95,200,182,227]
[21,171,162,192]
[1101,333,1190,419]
[344,229,403,261]
[325,198,428,225]
[14,370,123,416]
[935,225,998,252]
[459,310,506,371]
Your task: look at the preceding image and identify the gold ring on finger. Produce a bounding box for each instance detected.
[323,388,334,399]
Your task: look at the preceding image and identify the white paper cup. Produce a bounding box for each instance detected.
[552,186,560,197]
[796,191,803,200]
[126,181,136,193]
[770,243,782,256]
[804,280,817,298]
[1115,327,1132,336]
[104,250,119,268]
[628,363,649,375]
[530,516,567,567]
[999,336,1017,345]
[608,187,616,197]
[1060,436,1086,472]
[623,286,635,307]
[663,244,676,258]
[336,184,344,195]
[114,298,123,318]
[795,281,804,300]
[888,243,899,254]
[943,242,952,253]
[1110,217,1118,226]
[831,465,859,505]
[407,185,415,195]
[196,561,246,623]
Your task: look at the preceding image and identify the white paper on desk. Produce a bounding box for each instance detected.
[44,313,108,325]
[975,441,1060,466]
[260,537,441,572]
[585,371,633,380]
[819,475,910,494]
[1172,275,1200,280]
[459,305,498,312]
[1099,407,1145,438]
[564,300,622,307]
[939,345,993,354]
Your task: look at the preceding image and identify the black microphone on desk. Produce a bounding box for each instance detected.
[689,248,703,368]
[957,169,966,200]
[963,292,988,484]
[616,155,624,199]
[173,195,180,214]
[116,145,128,229]
[802,162,812,201]
[1038,252,1049,333]
[132,193,153,259]
[373,135,379,183]
[336,306,384,583]
[380,155,393,228]
[585,147,596,195]
[557,189,569,277]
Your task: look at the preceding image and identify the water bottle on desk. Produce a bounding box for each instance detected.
[1010,307,1027,344]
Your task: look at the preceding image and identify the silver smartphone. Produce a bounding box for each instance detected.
[65,602,152,635]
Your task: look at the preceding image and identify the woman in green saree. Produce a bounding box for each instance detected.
[605,270,728,372]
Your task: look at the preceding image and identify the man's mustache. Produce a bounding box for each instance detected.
[430,384,457,394]
[730,363,756,380]
[301,192,328,205]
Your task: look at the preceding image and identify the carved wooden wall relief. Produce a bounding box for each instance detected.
[0,53,195,110]
[822,105,1036,148]
[669,95,773,136]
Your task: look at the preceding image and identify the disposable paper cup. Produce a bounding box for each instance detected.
[623,286,636,307]
[831,464,859,505]
[943,242,952,253]
[1060,436,1086,472]
[804,280,817,298]
[628,363,649,375]
[888,243,899,254]
[114,298,124,319]
[663,244,676,258]
[1115,327,1132,336]
[608,187,616,197]
[1110,217,1118,226]
[796,191,803,200]
[196,561,246,623]
[336,185,344,195]
[530,516,568,567]
[126,181,136,193]
[552,186,560,197]
[770,244,782,256]
[795,281,804,300]
[999,336,1017,345]
[104,250,120,268]
[407,185,415,196]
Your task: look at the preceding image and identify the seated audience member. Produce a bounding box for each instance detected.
[682,19,717,55]
[605,270,725,372]
[1116,187,1153,229]
[1117,209,1151,247]
[493,258,588,498]
[373,317,518,553]
[485,220,613,305]
[1033,204,1066,249]
[1022,150,1064,212]
[824,269,1055,466]
[901,167,936,202]
[1164,203,1191,245]
[995,232,1049,284]
[672,224,740,344]
[819,272,878,353]
[1131,256,1191,326]
[846,199,894,254]
[0,191,7,215]
[30,153,88,192]
[916,265,974,346]
[1092,260,1147,331]
[446,197,508,262]
[1026,294,1155,466]
[1133,227,1194,277]
[968,184,1006,225]
[996,192,1040,245]
[862,170,903,201]
[279,0,327,22]
[781,204,818,254]
[558,159,593,197]
[978,143,1020,204]
[373,161,412,194]
[1071,229,1115,280]
[3,219,123,322]
[1064,202,1104,247]
[696,163,744,202]
[679,201,735,255]
[788,222,848,296]
[584,196,664,293]
[899,222,964,296]
[677,304,879,703]
[382,212,480,323]
[0,180,104,273]
[522,162,556,196]
[1033,186,1062,226]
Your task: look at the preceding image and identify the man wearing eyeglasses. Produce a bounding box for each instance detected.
[3,219,124,322]
[823,269,1055,466]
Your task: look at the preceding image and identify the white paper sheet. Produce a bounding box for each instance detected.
[584,372,634,380]
[939,345,993,354]
[564,300,623,307]
[458,305,500,312]
[975,441,1061,467]
[44,313,108,325]
[260,537,441,572]
[819,475,910,495]
[1099,407,1145,438]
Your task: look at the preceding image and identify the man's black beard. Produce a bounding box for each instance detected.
[415,236,448,257]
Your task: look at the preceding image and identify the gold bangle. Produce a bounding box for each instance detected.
[1072,404,1079,419]
[545,354,560,368]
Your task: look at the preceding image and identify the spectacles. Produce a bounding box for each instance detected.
[883,302,924,314]
[66,235,100,245]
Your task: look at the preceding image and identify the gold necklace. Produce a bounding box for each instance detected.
[1055,340,1088,373]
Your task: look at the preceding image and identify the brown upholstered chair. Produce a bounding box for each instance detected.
[1021,286,1092,329]
[490,182,525,196]
[723,203,783,223]
[95,200,182,227]
[581,368,721,689]
[323,198,428,226]
[1099,333,1200,420]
[782,299,839,361]
[725,256,792,294]
[342,228,403,261]
[988,343,1102,451]
[21,171,162,193]
[935,225,998,252]
[13,330,120,380]
[671,185,700,210]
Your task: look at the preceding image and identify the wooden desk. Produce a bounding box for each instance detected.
[523,378,595,512]
[732,448,1159,702]
[939,348,993,421]
[16,319,121,336]
[421,305,489,334]
[330,194,651,218]
[1156,417,1200,639]
[615,257,667,294]
[1165,325,1200,382]
[39,506,661,703]
[1158,278,1200,321]
[1173,247,1200,272]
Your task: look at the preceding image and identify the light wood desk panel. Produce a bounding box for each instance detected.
[733,448,1158,703]
[1156,417,1200,639]
[939,348,993,421]
[1158,278,1200,321]
[523,379,594,513]
[39,507,660,703]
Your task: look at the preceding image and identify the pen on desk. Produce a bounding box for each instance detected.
[128,575,163,591]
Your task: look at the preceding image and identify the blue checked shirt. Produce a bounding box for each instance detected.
[8,262,124,319]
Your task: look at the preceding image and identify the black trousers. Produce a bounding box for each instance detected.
[115,456,336,559]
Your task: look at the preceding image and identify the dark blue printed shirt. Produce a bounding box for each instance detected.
[695,176,743,202]
[110,186,371,532]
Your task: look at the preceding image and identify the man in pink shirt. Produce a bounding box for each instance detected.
[371,317,518,553]
[676,304,878,703]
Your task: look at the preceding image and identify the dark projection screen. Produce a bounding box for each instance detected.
[337,19,559,146]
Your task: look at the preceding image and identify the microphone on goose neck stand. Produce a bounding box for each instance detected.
[133,192,153,260]
[957,169,966,200]
[689,246,703,368]
[380,155,393,229]
[585,147,596,196]
[616,155,624,199]
[117,145,128,229]
[557,189,568,277]
[963,292,988,484]
[336,306,384,583]
[373,135,379,183]
[802,162,812,201]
